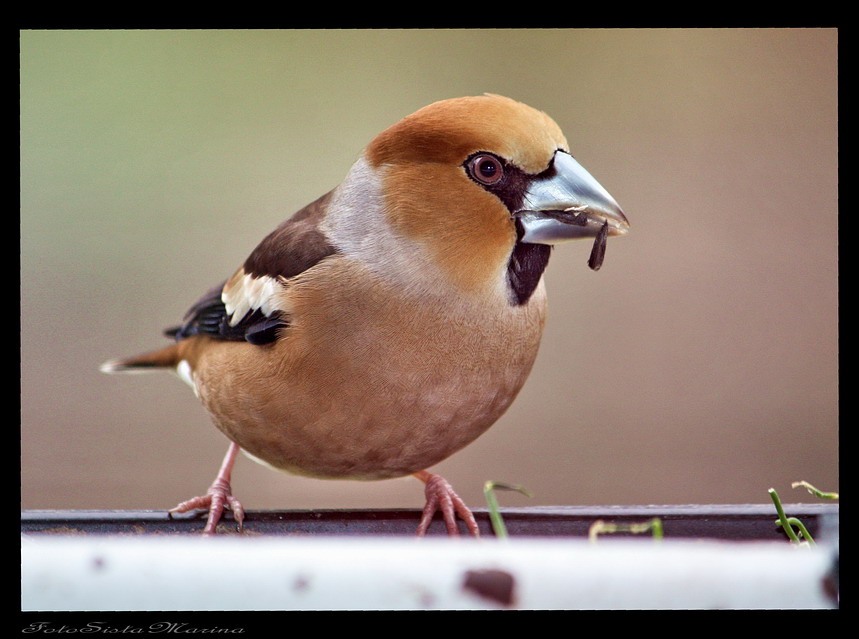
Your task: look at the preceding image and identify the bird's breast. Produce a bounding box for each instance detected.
[191,258,548,480]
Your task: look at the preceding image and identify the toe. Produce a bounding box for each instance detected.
[414,472,480,537]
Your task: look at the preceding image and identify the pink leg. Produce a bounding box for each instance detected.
[413,470,480,537]
[170,441,245,535]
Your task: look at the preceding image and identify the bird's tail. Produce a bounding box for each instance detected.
[99,343,182,374]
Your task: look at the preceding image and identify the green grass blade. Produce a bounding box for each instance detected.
[483,480,532,539]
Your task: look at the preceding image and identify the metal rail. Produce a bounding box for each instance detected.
[22,503,839,540]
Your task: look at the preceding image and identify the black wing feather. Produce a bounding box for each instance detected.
[164,191,337,346]
[164,282,288,345]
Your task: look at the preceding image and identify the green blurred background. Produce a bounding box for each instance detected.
[21,29,838,514]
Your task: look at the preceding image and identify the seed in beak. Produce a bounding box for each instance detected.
[588,221,609,271]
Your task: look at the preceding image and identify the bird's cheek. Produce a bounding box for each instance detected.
[381,164,516,293]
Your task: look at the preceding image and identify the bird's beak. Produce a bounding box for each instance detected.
[514,150,629,244]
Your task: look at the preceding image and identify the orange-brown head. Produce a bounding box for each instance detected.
[339,94,628,302]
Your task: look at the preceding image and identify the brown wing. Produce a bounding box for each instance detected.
[166,191,338,345]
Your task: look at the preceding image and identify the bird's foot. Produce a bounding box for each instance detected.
[169,476,245,535]
[169,442,244,535]
[414,471,480,537]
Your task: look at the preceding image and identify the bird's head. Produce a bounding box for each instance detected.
[333,94,629,301]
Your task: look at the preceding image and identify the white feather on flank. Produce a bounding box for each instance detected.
[222,271,287,327]
[175,360,199,397]
[175,359,194,387]
[240,448,284,472]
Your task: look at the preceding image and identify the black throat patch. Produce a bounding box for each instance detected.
[462,151,559,307]
[507,219,552,306]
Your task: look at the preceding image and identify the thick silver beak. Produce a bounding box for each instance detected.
[515,151,629,244]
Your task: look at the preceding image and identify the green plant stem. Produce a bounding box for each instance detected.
[785,517,816,547]
[483,481,532,539]
[588,517,663,543]
[769,487,808,545]
[484,482,507,539]
[649,517,664,541]
[792,480,839,500]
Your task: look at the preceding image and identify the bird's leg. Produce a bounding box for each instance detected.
[169,441,245,535]
[413,470,480,537]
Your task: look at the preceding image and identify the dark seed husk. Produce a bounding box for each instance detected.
[588,221,609,271]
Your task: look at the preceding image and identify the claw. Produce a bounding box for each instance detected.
[170,442,245,535]
[414,470,480,537]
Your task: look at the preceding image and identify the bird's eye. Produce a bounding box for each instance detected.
[468,154,504,185]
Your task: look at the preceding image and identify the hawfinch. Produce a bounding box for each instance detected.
[101,94,628,536]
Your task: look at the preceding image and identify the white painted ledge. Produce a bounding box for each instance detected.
[21,535,837,610]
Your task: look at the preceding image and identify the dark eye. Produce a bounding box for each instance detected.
[468,154,504,185]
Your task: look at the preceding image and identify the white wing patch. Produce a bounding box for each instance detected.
[222,269,289,327]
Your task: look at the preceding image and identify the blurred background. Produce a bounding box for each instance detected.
[21,29,837,515]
